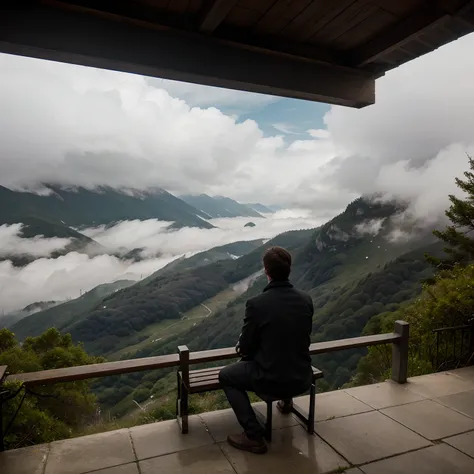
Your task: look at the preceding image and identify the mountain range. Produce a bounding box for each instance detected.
[0,185,214,231]
[180,194,266,219]
[8,195,444,416]
[1,185,278,265]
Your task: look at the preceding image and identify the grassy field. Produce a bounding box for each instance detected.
[111,286,240,359]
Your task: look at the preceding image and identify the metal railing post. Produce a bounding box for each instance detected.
[392,321,409,384]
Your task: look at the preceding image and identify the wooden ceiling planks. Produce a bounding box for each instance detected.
[309,2,381,46]
[280,0,358,43]
[223,5,262,28]
[330,7,396,50]
[3,0,473,107]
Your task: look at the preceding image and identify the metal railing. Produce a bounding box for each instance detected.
[433,319,474,372]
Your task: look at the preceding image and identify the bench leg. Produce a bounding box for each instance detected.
[175,372,181,418]
[290,382,316,435]
[308,382,316,434]
[176,374,189,434]
[264,401,272,442]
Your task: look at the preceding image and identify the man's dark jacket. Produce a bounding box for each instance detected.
[237,280,313,397]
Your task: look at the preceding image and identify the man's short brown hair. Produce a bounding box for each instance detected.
[263,246,292,281]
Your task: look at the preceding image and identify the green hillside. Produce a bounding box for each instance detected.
[43,228,313,355]
[0,301,59,328]
[11,196,443,416]
[11,280,135,340]
[0,185,213,230]
[143,239,264,281]
[87,198,442,414]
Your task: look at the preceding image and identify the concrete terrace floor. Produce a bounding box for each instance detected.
[2,367,474,474]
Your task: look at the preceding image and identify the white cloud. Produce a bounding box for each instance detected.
[354,219,385,237]
[1,212,324,312]
[0,253,176,313]
[0,224,71,257]
[148,77,278,111]
[323,33,474,222]
[308,129,331,139]
[82,211,325,258]
[272,122,300,134]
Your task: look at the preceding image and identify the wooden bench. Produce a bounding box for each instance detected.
[176,346,324,441]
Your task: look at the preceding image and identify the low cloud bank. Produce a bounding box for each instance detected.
[82,210,324,258]
[0,224,71,257]
[1,211,323,313]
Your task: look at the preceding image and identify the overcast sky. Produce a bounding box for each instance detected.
[1,32,473,221]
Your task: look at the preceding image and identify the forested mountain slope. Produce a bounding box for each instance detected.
[11,280,135,340]
[89,198,441,412]
[143,239,264,281]
[63,228,314,355]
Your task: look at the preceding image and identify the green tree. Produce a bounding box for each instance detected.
[0,328,102,449]
[349,265,474,387]
[427,155,474,269]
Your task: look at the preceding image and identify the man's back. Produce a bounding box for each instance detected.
[219,246,313,453]
[239,280,313,395]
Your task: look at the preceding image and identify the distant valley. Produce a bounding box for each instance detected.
[4,193,445,418]
[1,186,445,419]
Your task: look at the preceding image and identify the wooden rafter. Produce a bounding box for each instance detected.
[199,0,239,33]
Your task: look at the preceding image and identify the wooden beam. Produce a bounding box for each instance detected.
[348,2,450,66]
[0,3,376,107]
[199,0,239,33]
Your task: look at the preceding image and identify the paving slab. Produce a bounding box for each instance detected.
[345,469,364,474]
[253,401,301,429]
[199,406,298,443]
[221,425,348,474]
[94,463,140,474]
[0,444,49,474]
[139,445,234,474]
[381,399,474,440]
[360,443,474,474]
[449,366,474,383]
[435,390,474,418]
[130,416,214,460]
[345,381,425,409]
[294,390,373,422]
[405,372,474,398]
[316,411,431,465]
[45,429,134,474]
[443,431,474,458]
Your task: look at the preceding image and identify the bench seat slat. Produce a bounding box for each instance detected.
[181,365,323,394]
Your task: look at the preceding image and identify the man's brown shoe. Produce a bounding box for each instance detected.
[277,400,293,414]
[227,432,267,454]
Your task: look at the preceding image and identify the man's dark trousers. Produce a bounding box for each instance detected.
[219,361,266,439]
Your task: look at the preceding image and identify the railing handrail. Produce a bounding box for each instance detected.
[3,324,406,387]
[5,354,180,386]
[432,323,474,333]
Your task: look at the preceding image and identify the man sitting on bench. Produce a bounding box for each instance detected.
[219,246,314,454]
